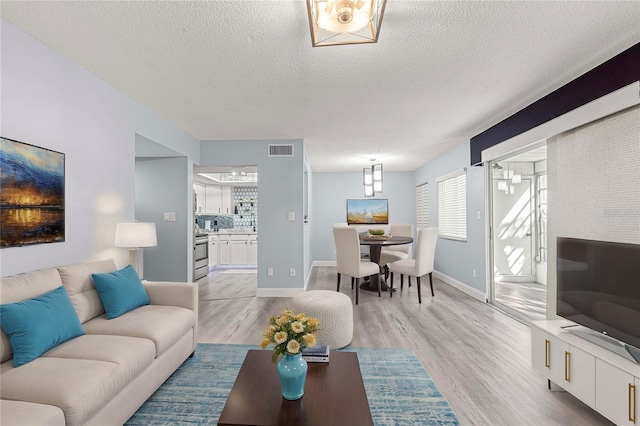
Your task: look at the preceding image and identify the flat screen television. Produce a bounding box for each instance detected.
[346,199,388,225]
[557,237,640,363]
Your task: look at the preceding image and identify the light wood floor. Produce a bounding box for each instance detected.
[197,266,612,426]
[198,268,257,301]
[495,280,547,322]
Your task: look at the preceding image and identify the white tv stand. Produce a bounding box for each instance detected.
[531,320,639,425]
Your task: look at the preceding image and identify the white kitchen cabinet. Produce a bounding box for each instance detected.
[221,186,232,215]
[231,235,248,264]
[248,235,257,265]
[204,185,233,215]
[194,183,206,214]
[596,360,638,425]
[208,235,218,268]
[218,235,231,264]
[532,320,639,424]
[205,185,222,214]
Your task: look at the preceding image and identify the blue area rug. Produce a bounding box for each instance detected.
[126,343,459,426]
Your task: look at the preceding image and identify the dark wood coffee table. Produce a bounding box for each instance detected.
[218,350,373,426]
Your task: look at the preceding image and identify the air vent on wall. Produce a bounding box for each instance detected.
[268,144,294,157]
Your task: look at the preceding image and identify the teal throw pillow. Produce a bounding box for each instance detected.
[0,286,85,367]
[91,264,149,319]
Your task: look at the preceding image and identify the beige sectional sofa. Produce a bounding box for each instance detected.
[0,259,199,426]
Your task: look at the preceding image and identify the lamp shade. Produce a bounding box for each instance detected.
[115,222,157,248]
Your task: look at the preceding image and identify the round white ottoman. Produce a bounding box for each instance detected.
[291,290,353,349]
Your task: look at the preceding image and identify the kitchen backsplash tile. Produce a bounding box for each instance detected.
[196,186,258,231]
[196,215,234,230]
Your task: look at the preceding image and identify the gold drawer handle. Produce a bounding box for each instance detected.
[564,351,570,382]
[630,383,637,424]
[544,339,550,368]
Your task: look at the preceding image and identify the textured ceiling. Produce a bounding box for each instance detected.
[2,1,639,172]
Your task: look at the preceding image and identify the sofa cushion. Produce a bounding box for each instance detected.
[0,334,154,426]
[91,265,149,319]
[0,268,62,363]
[0,286,85,367]
[0,400,65,426]
[82,305,195,357]
[58,259,117,324]
[42,334,156,380]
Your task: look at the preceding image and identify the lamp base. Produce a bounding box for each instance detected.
[128,248,144,279]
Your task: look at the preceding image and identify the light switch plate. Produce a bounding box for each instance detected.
[288,211,295,221]
[164,212,176,222]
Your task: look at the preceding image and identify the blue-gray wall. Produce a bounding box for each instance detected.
[135,157,190,282]
[199,139,306,290]
[414,141,486,294]
[312,171,415,261]
[303,154,313,286]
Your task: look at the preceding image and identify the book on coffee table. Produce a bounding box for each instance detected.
[302,345,330,363]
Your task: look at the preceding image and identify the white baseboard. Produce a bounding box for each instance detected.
[433,271,486,302]
[309,263,486,302]
[312,260,336,267]
[256,287,306,298]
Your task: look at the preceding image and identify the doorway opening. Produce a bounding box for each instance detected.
[488,145,547,322]
[193,165,258,300]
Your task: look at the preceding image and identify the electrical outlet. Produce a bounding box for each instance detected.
[289,268,296,277]
[477,211,481,220]
[473,269,477,278]
[267,268,273,276]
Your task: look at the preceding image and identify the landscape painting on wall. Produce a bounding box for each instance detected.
[0,138,65,248]
[347,199,389,225]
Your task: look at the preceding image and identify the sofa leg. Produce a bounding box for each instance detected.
[189,351,195,358]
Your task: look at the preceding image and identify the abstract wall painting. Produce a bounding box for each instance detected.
[0,138,65,248]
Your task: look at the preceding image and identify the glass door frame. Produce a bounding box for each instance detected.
[484,142,547,323]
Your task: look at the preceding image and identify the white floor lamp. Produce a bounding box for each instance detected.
[115,222,157,279]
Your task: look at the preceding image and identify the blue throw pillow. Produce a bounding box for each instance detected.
[0,286,85,367]
[91,264,149,319]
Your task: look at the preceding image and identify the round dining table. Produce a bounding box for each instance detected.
[358,235,413,292]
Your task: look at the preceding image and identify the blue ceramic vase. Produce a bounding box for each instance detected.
[277,353,308,400]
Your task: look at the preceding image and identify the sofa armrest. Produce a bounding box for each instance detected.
[143,281,199,351]
[142,281,198,311]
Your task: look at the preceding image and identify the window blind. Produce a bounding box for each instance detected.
[437,169,467,241]
[416,183,428,229]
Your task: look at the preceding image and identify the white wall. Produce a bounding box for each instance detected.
[1,19,133,275]
[311,171,415,262]
[414,141,486,295]
[547,105,640,318]
[1,19,200,279]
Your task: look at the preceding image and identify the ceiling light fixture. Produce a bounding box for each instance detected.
[306,0,387,47]
[363,158,383,197]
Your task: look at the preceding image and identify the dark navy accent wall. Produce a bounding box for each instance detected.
[470,42,640,165]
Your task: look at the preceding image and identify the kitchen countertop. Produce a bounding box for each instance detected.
[205,230,257,235]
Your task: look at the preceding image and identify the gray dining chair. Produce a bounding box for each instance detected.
[388,227,438,303]
[333,226,381,304]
